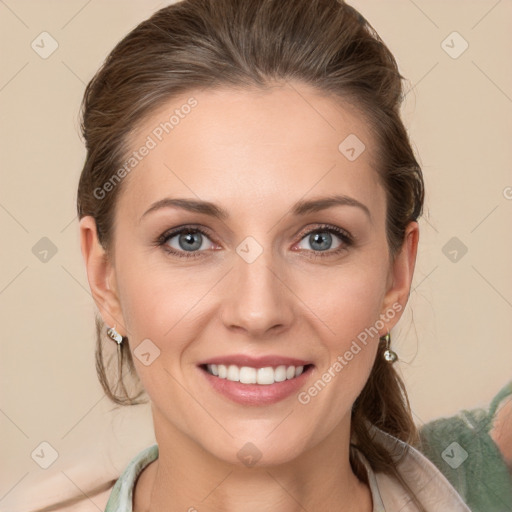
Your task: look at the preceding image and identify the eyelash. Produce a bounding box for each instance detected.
[155,223,354,260]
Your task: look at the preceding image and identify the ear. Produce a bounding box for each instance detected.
[79,216,127,336]
[379,220,419,334]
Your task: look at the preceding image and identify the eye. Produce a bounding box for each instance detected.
[294,224,353,258]
[156,225,217,259]
[155,223,354,260]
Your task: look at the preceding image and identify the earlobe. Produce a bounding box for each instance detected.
[380,221,420,332]
[79,216,127,335]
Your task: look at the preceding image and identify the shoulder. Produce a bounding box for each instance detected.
[367,426,472,511]
[418,380,512,468]
[102,443,159,512]
[418,381,512,510]
[26,443,158,512]
[353,424,471,510]
[18,479,116,512]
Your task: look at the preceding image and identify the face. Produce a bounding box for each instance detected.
[80,81,418,468]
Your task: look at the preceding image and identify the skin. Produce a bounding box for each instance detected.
[80,81,419,512]
[490,394,512,474]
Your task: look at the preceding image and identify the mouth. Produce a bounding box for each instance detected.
[199,363,315,385]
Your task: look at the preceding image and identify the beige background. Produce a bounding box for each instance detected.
[1,0,511,510]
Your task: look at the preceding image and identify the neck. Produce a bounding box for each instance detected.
[134,408,372,512]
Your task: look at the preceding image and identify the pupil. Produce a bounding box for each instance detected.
[312,232,331,250]
[181,232,201,251]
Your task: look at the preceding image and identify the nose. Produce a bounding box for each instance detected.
[220,246,294,338]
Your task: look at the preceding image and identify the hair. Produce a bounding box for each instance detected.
[73,0,425,509]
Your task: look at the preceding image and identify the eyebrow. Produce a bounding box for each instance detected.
[140,194,372,223]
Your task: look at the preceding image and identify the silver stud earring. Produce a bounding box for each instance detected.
[106,324,123,345]
[381,332,398,363]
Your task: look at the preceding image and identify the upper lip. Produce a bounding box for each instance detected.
[197,355,313,368]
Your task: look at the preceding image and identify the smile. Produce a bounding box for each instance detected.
[203,363,311,385]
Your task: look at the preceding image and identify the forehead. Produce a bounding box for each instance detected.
[117,82,383,221]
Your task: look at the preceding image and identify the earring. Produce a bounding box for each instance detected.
[381,332,398,363]
[106,324,123,345]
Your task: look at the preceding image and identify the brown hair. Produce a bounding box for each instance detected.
[75,0,425,508]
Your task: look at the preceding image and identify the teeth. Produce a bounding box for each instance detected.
[205,364,306,385]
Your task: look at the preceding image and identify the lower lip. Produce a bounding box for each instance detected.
[198,365,314,406]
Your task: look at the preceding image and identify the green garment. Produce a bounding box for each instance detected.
[418,381,512,512]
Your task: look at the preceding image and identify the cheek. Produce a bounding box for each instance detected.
[114,254,214,397]
[115,245,199,337]
[293,271,384,448]
[296,259,387,402]
[299,260,388,344]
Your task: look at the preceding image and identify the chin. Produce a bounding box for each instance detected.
[205,432,310,469]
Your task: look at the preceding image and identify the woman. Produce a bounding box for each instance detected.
[74,0,474,510]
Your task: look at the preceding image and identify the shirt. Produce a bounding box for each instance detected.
[104,424,471,512]
[419,380,512,512]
